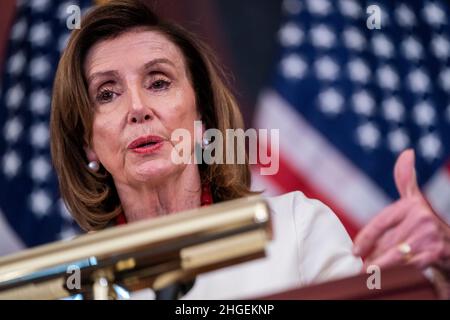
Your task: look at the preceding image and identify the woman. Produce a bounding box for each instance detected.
[50,0,361,299]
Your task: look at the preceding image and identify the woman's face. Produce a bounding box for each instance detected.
[84,30,200,186]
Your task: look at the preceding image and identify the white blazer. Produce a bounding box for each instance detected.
[186,191,363,299]
[132,191,363,300]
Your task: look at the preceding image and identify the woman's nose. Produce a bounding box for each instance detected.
[128,111,152,124]
[127,91,154,124]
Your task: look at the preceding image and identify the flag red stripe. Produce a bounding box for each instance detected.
[256,154,362,239]
[0,0,16,76]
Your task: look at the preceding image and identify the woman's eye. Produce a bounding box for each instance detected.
[150,79,171,91]
[96,90,116,103]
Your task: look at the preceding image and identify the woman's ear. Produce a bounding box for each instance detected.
[84,145,101,172]
[84,145,98,163]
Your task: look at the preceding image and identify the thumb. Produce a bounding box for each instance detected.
[394,149,420,198]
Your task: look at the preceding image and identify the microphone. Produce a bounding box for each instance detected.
[0,196,272,300]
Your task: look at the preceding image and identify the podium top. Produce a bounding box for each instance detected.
[258,265,441,300]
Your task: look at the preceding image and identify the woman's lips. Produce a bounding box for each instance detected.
[128,135,165,154]
[130,141,164,154]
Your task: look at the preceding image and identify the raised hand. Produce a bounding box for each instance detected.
[353,149,450,271]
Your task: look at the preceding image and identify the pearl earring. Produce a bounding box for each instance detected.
[88,161,99,172]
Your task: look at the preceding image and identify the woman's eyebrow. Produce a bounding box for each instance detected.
[86,58,176,87]
[143,58,176,70]
[87,70,120,87]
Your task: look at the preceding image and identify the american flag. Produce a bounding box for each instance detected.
[1,0,449,257]
[0,0,92,255]
[252,0,450,238]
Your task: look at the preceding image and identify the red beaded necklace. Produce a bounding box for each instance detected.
[115,183,213,225]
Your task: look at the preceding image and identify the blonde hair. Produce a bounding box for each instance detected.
[50,0,257,231]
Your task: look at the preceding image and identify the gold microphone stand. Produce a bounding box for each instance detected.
[0,196,272,300]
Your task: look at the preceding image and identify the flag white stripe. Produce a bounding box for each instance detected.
[0,208,24,256]
[251,166,283,196]
[424,168,450,224]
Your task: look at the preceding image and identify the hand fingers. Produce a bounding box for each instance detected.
[363,244,406,270]
[367,205,435,258]
[365,223,443,270]
[366,228,398,260]
[410,232,450,270]
[394,149,421,198]
[364,233,422,269]
[436,257,450,271]
[433,237,450,271]
[353,199,415,257]
[407,241,445,269]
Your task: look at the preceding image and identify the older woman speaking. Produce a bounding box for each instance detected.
[48,0,415,299]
